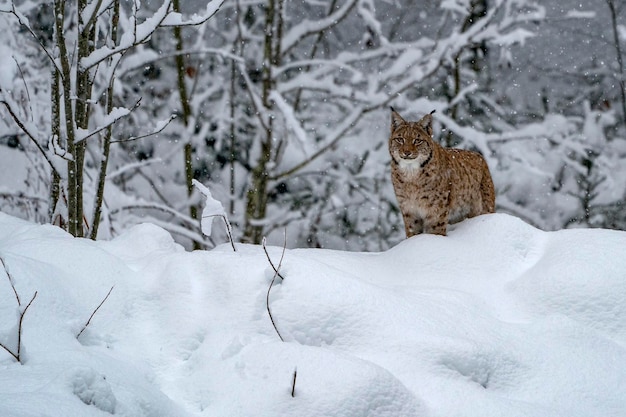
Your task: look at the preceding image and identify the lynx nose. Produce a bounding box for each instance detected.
[401,151,413,159]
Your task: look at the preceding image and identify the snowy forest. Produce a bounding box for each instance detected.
[1,0,625,251]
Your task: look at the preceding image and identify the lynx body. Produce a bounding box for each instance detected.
[389,109,495,237]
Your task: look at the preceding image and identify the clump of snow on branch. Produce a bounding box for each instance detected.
[161,0,224,26]
[270,91,308,146]
[192,179,228,238]
[76,107,131,143]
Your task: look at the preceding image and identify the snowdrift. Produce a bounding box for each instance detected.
[1,212,626,417]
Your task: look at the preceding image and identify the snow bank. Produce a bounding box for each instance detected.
[1,212,625,416]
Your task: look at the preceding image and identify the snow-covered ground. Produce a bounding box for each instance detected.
[1,211,626,417]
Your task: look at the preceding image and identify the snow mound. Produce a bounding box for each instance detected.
[71,367,117,414]
[1,212,626,417]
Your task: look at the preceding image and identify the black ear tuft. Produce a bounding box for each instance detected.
[417,112,434,136]
[390,108,405,131]
[429,109,436,115]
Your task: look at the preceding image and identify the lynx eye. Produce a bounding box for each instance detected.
[393,137,405,145]
[413,139,424,145]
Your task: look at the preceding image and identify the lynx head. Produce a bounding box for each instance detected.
[389,108,436,169]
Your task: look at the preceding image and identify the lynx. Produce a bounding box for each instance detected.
[389,108,495,237]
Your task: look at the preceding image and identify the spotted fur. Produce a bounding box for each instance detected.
[389,108,495,237]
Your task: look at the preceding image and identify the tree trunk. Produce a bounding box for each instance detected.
[242,0,282,244]
[172,0,201,249]
[49,64,62,224]
[54,0,81,237]
[90,0,120,240]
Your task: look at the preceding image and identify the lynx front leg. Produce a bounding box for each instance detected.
[423,209,448,236]
[402,212,424,238]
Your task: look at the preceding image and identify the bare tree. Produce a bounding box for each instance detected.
[0,0,222,238]
[226,0,545,244]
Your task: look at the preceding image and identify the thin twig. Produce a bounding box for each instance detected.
[77,285,115,338]
[0,257,20,361]
[13,58,32,117]
[0,341,19,362]
[0,288,38,363]
[0,99,59,173]
[262,230,287,342]
[0,255,21,305]
[16,291,37,360]
[201,214,237,252]
[291,367,297,397]
[110,115,175,143]
[262,235,287,281]
[2,4,59,72]
[223,216,237,252]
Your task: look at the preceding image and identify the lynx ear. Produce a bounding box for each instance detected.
[390,107,405,132]
[417,110,435,136]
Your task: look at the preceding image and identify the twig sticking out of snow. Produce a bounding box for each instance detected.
[262,240,300,397]
[291,368,297,398]
[14,291,37,362]
[262,231,287,342]
[0,256,37,364]
[77,286,115,339]
[0,255,20,305]
[204,213,236,252]
[262,241,286,282]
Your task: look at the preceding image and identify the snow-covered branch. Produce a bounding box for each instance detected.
[281,0,359,55]
[160,0,224,27]
[269,91,308,146]
[271,105,365,180]
[75,104,138,144]
[110,115,175,144]
[81,0,224,70]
